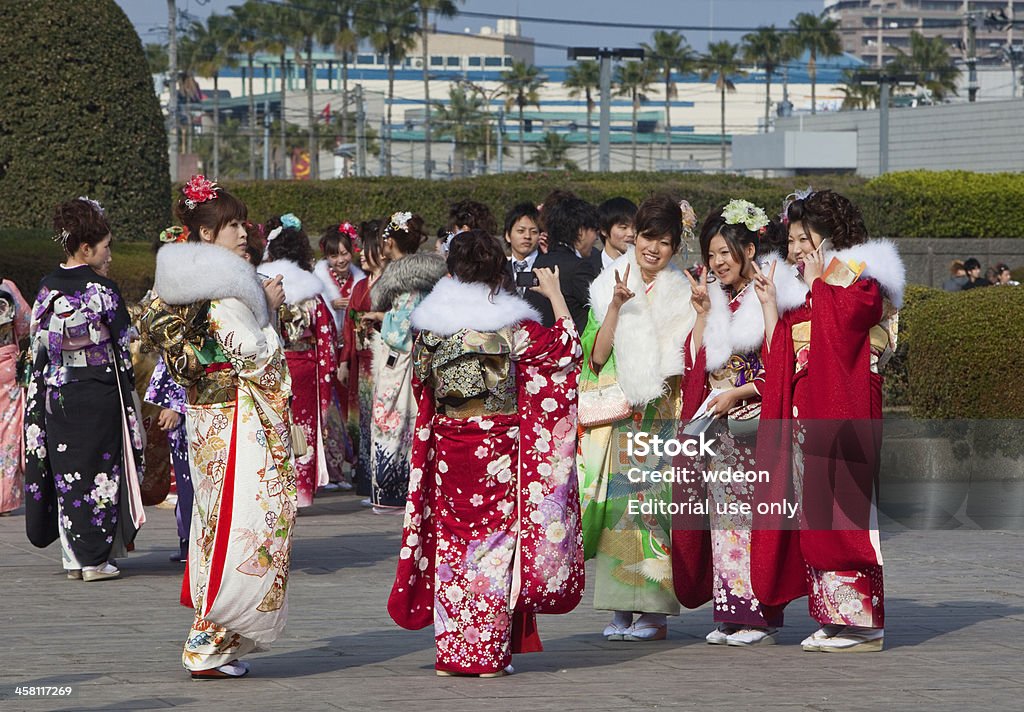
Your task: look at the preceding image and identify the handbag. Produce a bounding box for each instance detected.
[290,422,309,458]
[727,399,761,439]
[578,366,632,428]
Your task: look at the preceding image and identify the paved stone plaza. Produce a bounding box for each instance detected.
[1,493,1022,712]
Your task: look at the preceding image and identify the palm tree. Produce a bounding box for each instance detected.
[175,30,205,157]
[614,60,654,171]
[318,1,363,178]
[415,0,460,179]
[642,30,696,161]
[431,85,487,176]
[285,0,334,180]
[891,32,961,102]
[358,0,419,176]
[838,69,879,110]
[144,43,169,75]
[700,41,746,169]
[563,60,600,171]
[528,132,578,171]
[788,12,842,115]
[190,15,240,180]
[742,25,791,133]
[250,1,292,178]
[231,1,267,180]
[499,60,545,169]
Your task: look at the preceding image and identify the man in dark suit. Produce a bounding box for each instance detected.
[529,196,600,332]
[503,202,542,297]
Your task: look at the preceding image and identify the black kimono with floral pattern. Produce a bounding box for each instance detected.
[23,265,145,567]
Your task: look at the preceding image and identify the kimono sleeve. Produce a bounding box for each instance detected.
[381,291,419,353]
[208,297,291,403]
[511,316,582,369]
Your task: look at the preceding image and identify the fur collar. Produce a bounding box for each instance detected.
[589,248,695,406]
[831,239,906,308]
[703,281,765,372]
[371,252,447,312]
[314,260,365,305]
[261,259,326,306]
[758,256,811,316]
[411,278,541,336]
[154,242,269,327]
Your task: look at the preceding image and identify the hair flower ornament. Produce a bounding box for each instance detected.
[722,199,769,233]
[77,195,105,216]
[780,186,815,225]
[383,211,413,240]
[159,225,190,244]
[337,221,358,239]
[678,199,697,240]
[267,213,301,243]
[182,175,219,210]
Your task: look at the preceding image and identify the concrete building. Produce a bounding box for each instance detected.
[733,97,1024,175]
[825,0,1023,67]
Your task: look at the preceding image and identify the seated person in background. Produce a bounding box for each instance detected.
[995,263,1020,286]
[961,258,989,290]
[941,259,967,291]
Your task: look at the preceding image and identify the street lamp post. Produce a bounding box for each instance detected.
[567,47,645,173]
[856,71,917,175]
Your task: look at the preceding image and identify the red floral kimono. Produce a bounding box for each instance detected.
[265,259,345,508]
[388,278,584,675]
[341,275,377,494]
[752,241,902,628]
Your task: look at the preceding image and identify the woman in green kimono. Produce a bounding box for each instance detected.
[578,194,696,641]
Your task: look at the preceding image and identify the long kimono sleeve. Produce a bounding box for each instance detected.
[381,291,419,353]
[509,317,586,615]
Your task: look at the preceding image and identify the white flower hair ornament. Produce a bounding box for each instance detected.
[722,199,770,234]
[780,186,815,225]
[383,211,413,240]
[77,195,104,216]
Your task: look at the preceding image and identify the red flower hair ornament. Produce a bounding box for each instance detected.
[182,175,219,210]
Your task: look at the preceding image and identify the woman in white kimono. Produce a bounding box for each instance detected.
[141,176,294,679]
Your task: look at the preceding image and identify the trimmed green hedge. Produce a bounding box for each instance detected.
[0,0,170,241]
[909,285,1024,418]
[864,171,1024,239]
[2,230,156,304]
[181,170,1024,241]
[882,284,945,408]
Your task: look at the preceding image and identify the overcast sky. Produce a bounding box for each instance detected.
[119,0,826,64]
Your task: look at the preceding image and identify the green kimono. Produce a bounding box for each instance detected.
[578,309,682,615]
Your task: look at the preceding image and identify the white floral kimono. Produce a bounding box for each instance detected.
[144,242,296,671]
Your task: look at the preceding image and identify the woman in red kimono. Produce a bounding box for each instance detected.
[388,230,584,677]
[340,221,385,499]
[263,214,346,507]
[751,189,903,653]
[673,201,808,647]
[316,222,366,486]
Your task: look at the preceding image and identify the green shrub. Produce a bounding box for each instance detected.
[883,283,944,408]
[210,172,870,240]
[0,0,170,241]
[909,286,1024,418]
[864,171,1024,238]
[176,170,1024,240]
[2,230,155,304]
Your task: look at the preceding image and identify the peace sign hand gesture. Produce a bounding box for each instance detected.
[752,260,777,306]
[685,266,711,316]
[610,264,635,310]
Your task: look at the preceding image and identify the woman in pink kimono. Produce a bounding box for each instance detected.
[0,279,31,514]
[388,230,584,677]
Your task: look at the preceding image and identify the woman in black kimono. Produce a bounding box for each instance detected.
[23,197,145,582]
